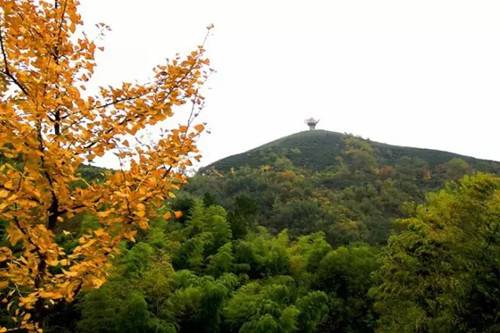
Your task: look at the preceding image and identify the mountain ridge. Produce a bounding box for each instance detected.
[204,129,500,173]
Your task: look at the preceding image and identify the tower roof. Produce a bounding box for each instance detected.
[304,117,319,130]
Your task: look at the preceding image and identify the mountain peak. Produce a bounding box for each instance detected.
[204,130,500,174]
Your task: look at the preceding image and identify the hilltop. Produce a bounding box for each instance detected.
[204,129,500,173]
[185,130,500,244]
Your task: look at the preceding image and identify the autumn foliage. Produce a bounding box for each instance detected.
[0,0,210,331]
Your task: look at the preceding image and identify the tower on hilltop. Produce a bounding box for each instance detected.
[304,117,319,130]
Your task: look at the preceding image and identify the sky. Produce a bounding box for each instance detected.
[78,0,500,169]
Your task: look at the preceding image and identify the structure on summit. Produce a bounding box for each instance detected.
[305,117,319,130]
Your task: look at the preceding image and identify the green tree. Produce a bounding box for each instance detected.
[206,242,234,277]
[77,242,176,333]
[315,245,379,332]
[372,173,500,333]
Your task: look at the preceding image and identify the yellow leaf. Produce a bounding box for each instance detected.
[194,124,205,132]
[0,0,211,328]
[123,230,137,241]
[94,228,106,237]
[39,291,63,300]
[0,247,12,262]
[97,210,111,218]
[6,225,23,245]
[0,202,9,211]
[19,293,37,309]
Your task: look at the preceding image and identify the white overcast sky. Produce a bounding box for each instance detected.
[79,0,500,168]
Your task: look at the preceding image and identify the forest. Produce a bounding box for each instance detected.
[4,133,500,332]
[0,1,499,332]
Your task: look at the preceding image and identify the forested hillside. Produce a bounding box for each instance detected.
[185,131,500,244]
[206,130,500,173]
[3,132,499,332]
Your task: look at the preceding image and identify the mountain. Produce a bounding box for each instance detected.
[185,130,500,244]
[204,129,500,173]
[71,130,500,244]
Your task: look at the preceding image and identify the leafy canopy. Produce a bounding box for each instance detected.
[372,173,500,332]
[0,0,210,331]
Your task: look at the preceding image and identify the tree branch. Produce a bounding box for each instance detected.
[36,122,60,230]
[0,26,29,96]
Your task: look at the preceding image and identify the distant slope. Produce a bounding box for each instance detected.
[187,130,500,244]
[204,130,500,173]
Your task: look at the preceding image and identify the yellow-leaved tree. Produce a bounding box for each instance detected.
[0,1,210,331]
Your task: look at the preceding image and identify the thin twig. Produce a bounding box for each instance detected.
[0,25,29,96]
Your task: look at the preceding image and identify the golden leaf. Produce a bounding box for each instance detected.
[0,247,12,262]
[6,225,23,245]
[194,124,205,132]
[97,210,111,218]
[39,291,63,300]
[94,228,106,237]
[0,0,210,329]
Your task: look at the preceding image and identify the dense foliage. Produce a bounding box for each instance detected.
[0,0,209,330]
[2,0,499,332]
[372,173,500,332]
[186,132,500,244]
[41,199,379,333]
[27,172,496,333]
[207,130,500,174]
[2,139,500,332]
